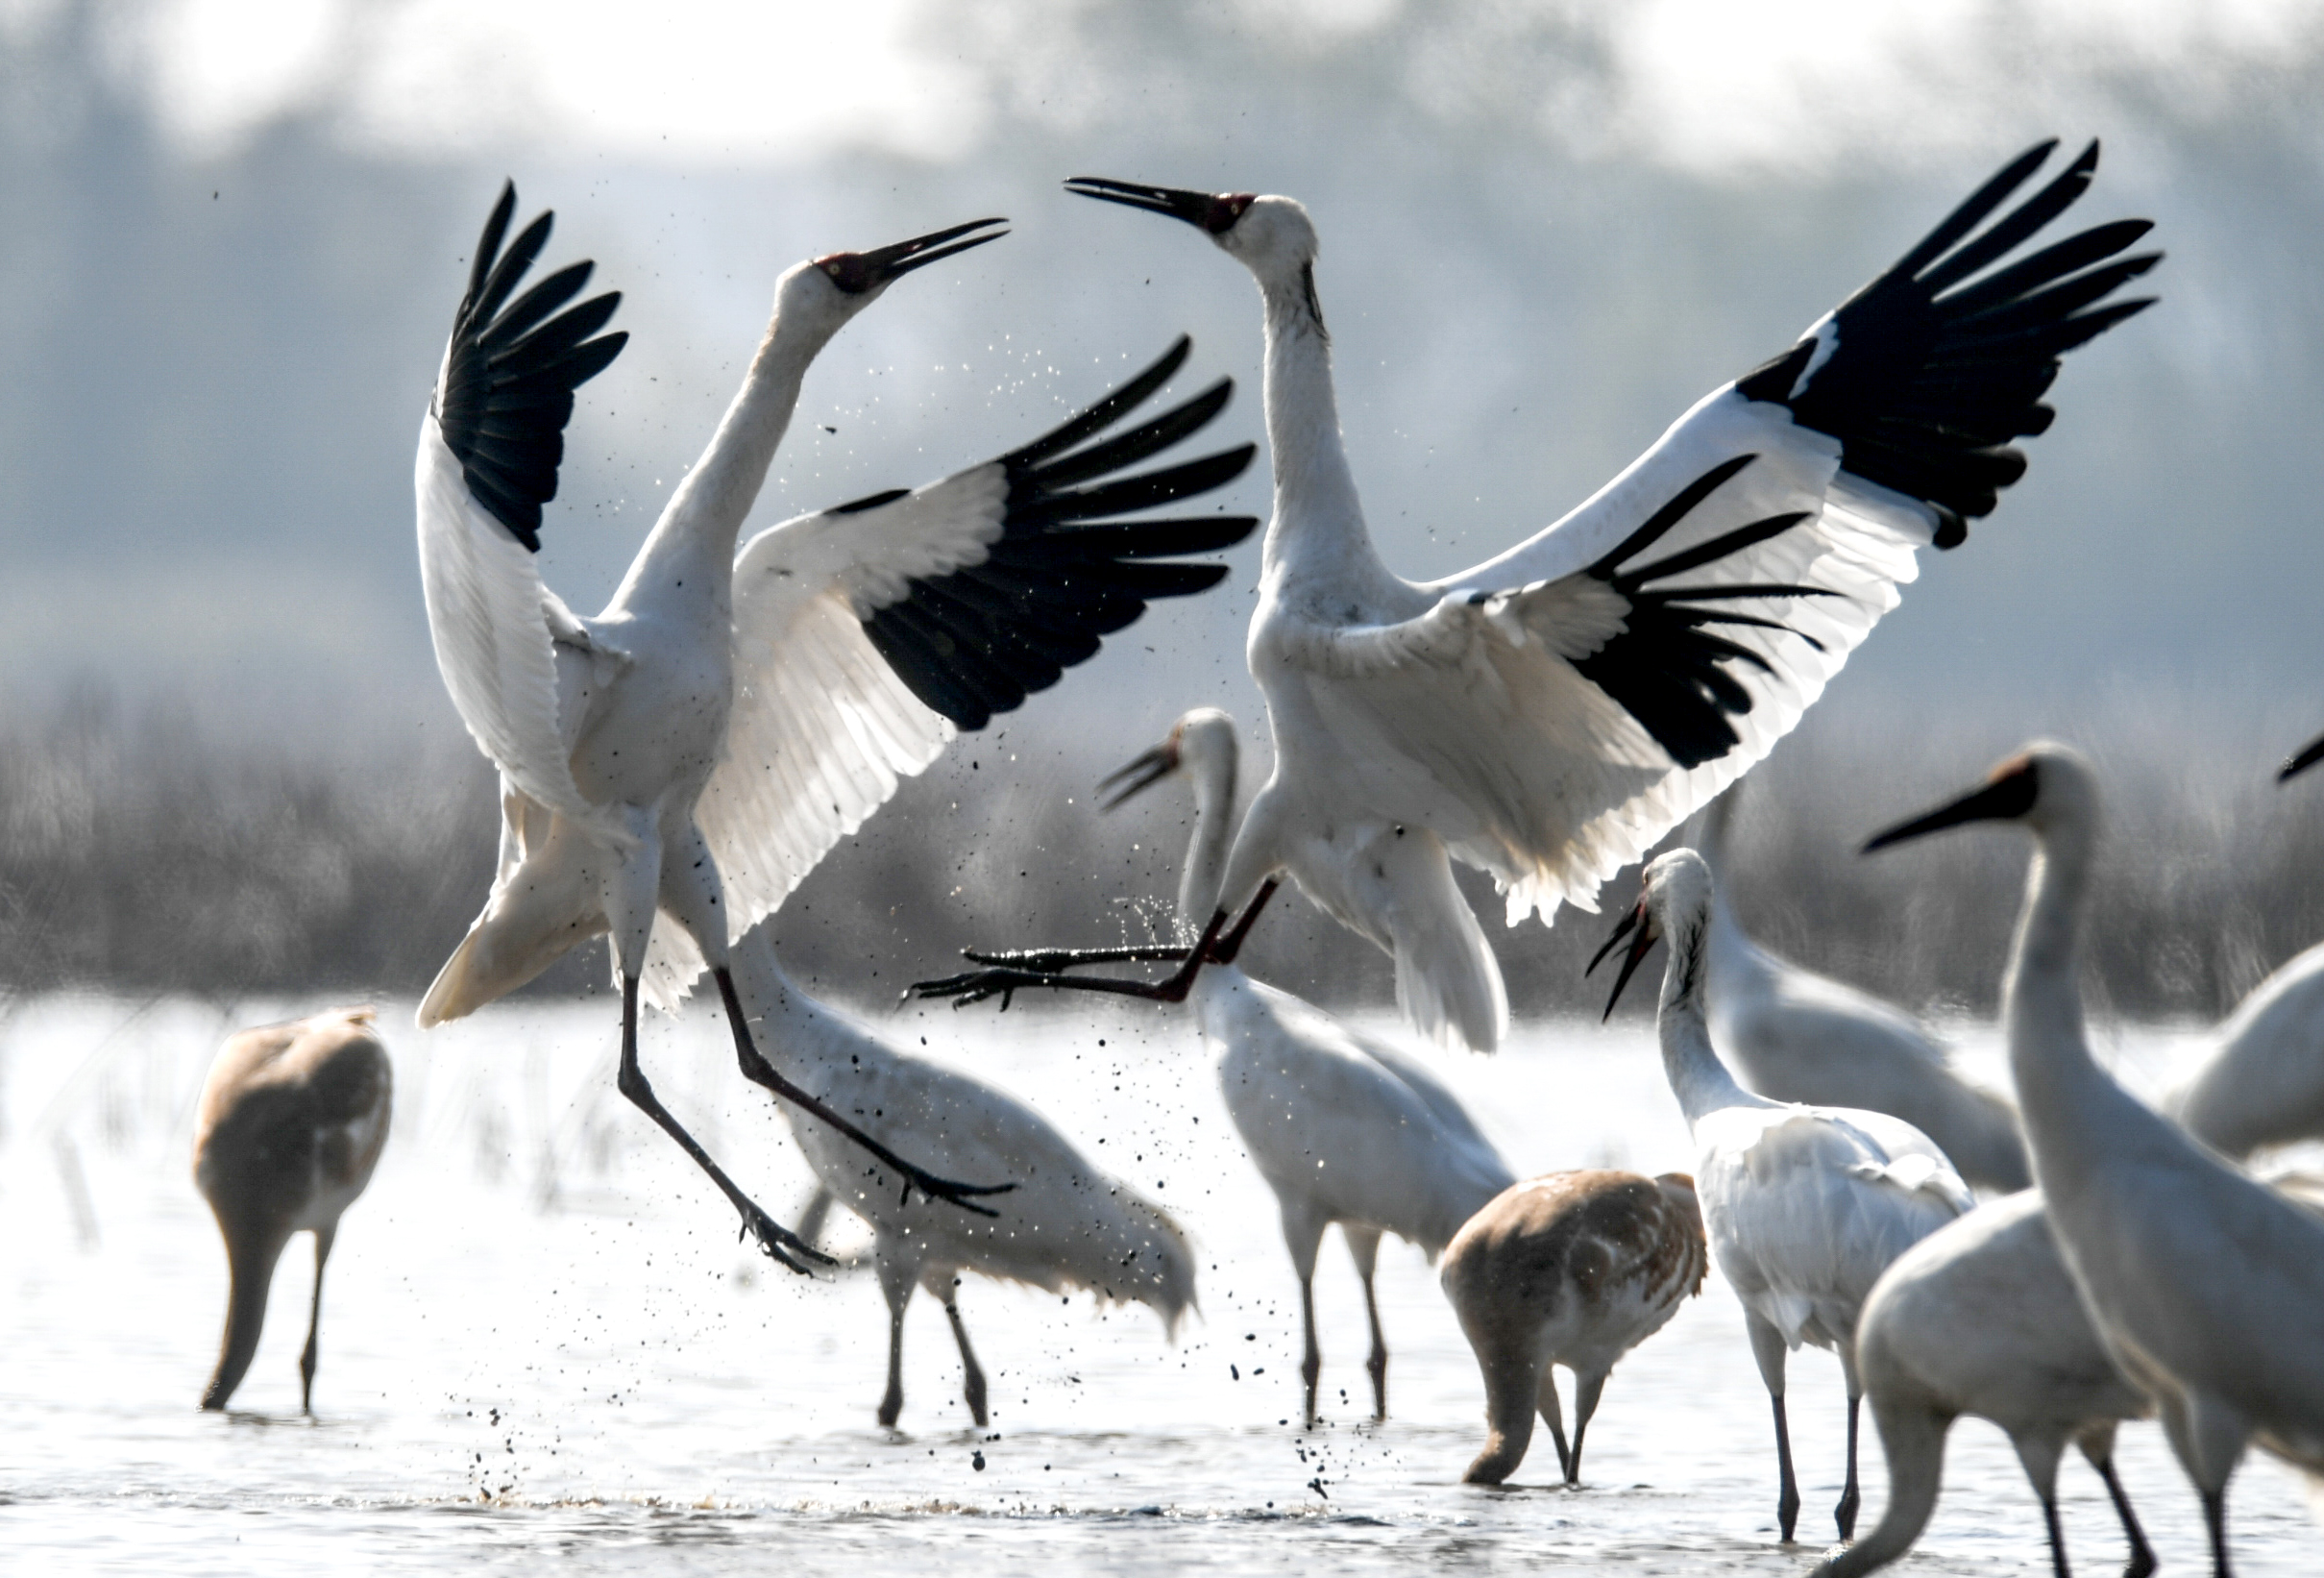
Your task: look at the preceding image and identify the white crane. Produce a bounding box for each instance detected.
[1816,898,2324,1576]
[1812,1190,2159,1578]
[193,1006,392,1413]
[1865,743,2324,1575]
[413,185,1256,1266]
[922,143,2158,1053]
[1593,848,1971,1544]
[966,708,1515,1424]
[1697,788,2031,1191]
[1822,1163,2324,1578]
[729,927,1195,1429]
[1437,1169,1706,1487]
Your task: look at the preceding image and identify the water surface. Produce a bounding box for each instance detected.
[3,994,2312,1573]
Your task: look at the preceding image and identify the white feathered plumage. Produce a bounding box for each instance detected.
[924,146,2158,1052]
[411,185,1256,1264]
[1595,847,1969,1545]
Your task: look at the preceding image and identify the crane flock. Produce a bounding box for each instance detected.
[121,136,2324,1576]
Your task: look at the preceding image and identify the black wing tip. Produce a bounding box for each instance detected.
[858,339,1252,730]
[1006,334,1204,469]
[440,184,627,547]
[1744,136,2157,531]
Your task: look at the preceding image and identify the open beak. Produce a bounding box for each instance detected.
[1862,765,2040,853]
[2281,728,2324,783]
[1064,177,1240,234]
[844,217,1009,292]
[1586,900,1658,1023]
[1098,742,1178,811]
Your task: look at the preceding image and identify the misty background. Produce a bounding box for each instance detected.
[2,0,2322,1021]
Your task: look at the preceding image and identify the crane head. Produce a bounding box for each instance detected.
[1589,849,1722,1022]
[1099,734,1179,811]
[1862,747,2059,853]
[1098,708,1236,811]
[1067,180,1323,330]
[1064,178,1255,237]
[805,215,1010,299]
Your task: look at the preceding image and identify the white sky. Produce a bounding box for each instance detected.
[104,0,2323,172]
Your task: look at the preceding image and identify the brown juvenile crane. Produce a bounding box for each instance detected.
[1439,1170,1706,1486]
[193,1006,392,1413]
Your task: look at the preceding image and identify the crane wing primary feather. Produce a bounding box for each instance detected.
[1273,397,1918,927]
[664,339,1260,996]
[415,183,628,826]
[1302,140,2155,926]
[1447,140,2155,595]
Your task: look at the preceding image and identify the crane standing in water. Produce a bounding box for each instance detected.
[193,1007,392,1414]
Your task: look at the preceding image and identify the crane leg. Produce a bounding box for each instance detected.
[1838,1389,1864,1540]
[2039,1493,2071,1578]
[1298,1271,1323,1429]
[611,974,815,1273]
[918,908,1232,1007]
[917,884,1279,1008]
[1280,1206,1327,1427]
[657,826,1013,1220]
[2157,1389,2247,1578]
[300,1223,335,1415]
[1538,1368,1572,1483]
[2202,1487,2232,1578]
[1211,880,1280,964]
[1344,1224,1388,1420]
[1568,1369,1608,1487]
[2092,1453,2157,1578]
[876,1254,913,1428]
[953,882,1283,976]
[2016,1429,2072,1578]
[1745,1312,1799,1541]
[942,1292,990,1428]
[713,966,1014,1217]
[602,830,818,1271]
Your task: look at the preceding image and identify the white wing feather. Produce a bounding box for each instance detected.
[414,414,599,826]
[642,466,1012,1000]
[1272,390,1925,927]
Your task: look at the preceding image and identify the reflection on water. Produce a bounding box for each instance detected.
[1,995,2312,1573]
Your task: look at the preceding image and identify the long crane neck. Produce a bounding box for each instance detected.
[1654,904,1763,1128]
[1178,742,1239,933]
[1254,266,1387,590]
[610,307,831,618]
[2000,814,2135,1192]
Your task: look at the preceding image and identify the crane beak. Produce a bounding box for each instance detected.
[1862,759,2042,853]
[837,217,1010,293]
[1098,742,1178,811]
[1586,900,1658,1023]
[1064,177,1252,235]
[2280,728,2324,783]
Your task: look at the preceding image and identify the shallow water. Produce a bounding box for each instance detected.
[1,992,2312,1574]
